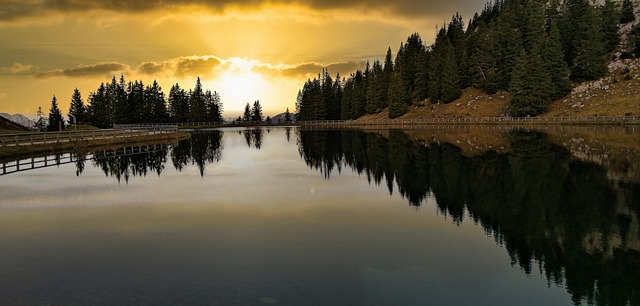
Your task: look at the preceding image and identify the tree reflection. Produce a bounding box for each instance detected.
[242,128,264,149]
[92,145,168,183]
[297,128,640,306]
[171,131,223,176]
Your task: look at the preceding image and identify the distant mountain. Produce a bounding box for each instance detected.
[269,112,295,123]
[0,113,35,129]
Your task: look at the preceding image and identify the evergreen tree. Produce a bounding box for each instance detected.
[207,91,223,122]
[47,95,64,131]
[127,80,145,123]
[113,75,129,124]
[352,71,366,118]
[34,106,47,131]
[145,80,168,123]
[469,25,499,94]
[495,19,520,90]
[630,23,640,56]
[542,20,572,100]
[243,103,252,121]
[448,12,470,88]
[340,78,354,120]
[284,107,292,122]
[601,0,621,53]
[388,71,410,118]
[620,0,635,24]
[251,100,263,122]
[562,0,607,81]
[429,28,461,103]
[509,50,553,117]
[68,88,85,125]
[331,73,343,119]
[188,77,207,122]
[87,83,111,128]
[382,47,394,108]
[366,60,385,114]
[169,83,189,122]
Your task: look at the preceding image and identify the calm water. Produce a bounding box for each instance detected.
[0,126,638,306]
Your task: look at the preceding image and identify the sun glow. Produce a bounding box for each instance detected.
[210,58,271,117]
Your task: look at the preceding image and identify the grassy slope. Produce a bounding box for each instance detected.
[360,66,640,121]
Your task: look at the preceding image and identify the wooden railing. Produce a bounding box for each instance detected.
[0,129,175,148]
[123,116,639,129]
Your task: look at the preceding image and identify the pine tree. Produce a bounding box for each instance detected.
[563,0,607,81]
[243,103,252,121]
[509,50,553,117]
[621,0,635,24]
[630,24,640,56]
[340,78,354,120]
[113,75,129,124]
[169,83,189,122]
[284,107,291,122]
[542,20,572,100]
[495,16,522,90]
[145,80,168,123]
[127,80,145,123]
[68,88,85,125]
[331,73,343,119]
[208,91,223,122]
[601,0,621,53]
[429,28,461,103]
[34,106,47,131]
[440,42,462,103]
[189,77,207,122]
[388,71,409,118]
[87,83,111,128]
[47,95,64,131]
[448,12,469,88]
[251,100,263,121]
[382,47,394,108]
[366,60,384,114]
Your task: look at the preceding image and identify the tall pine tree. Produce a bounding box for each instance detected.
[68,88,85,125]
[47,95,64,131]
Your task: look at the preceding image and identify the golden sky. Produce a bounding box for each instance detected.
[0,0,486,118]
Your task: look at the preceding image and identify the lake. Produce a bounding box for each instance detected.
[0,126,638,306]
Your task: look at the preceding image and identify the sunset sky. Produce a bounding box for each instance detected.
[0,0,486,119]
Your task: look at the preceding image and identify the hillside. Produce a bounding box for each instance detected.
[359,63,640,121]
[0,116,30,132]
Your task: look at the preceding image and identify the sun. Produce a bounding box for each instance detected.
[205,58,270,117]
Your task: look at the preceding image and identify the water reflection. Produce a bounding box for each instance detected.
[171,131,223,176]
[1,126,638,305]
[297,128,640,306]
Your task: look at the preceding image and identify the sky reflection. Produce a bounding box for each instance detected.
[0,127,580,305]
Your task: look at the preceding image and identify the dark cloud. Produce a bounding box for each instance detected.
[255,61,364,79]
[0,0,482,22]
[137,56,222,78]
[35,62,129,78]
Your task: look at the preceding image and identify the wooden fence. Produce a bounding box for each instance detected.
[0,128,174,148]
[116,115,639,129]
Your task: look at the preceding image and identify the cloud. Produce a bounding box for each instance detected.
[255,61,364,79]
[35,62,129,78]
[0,0,482,22]
[137,56,223,78]
[11,63,34,74]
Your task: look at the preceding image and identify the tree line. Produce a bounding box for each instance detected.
[296,0,638,119]
[38,76,224,130]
